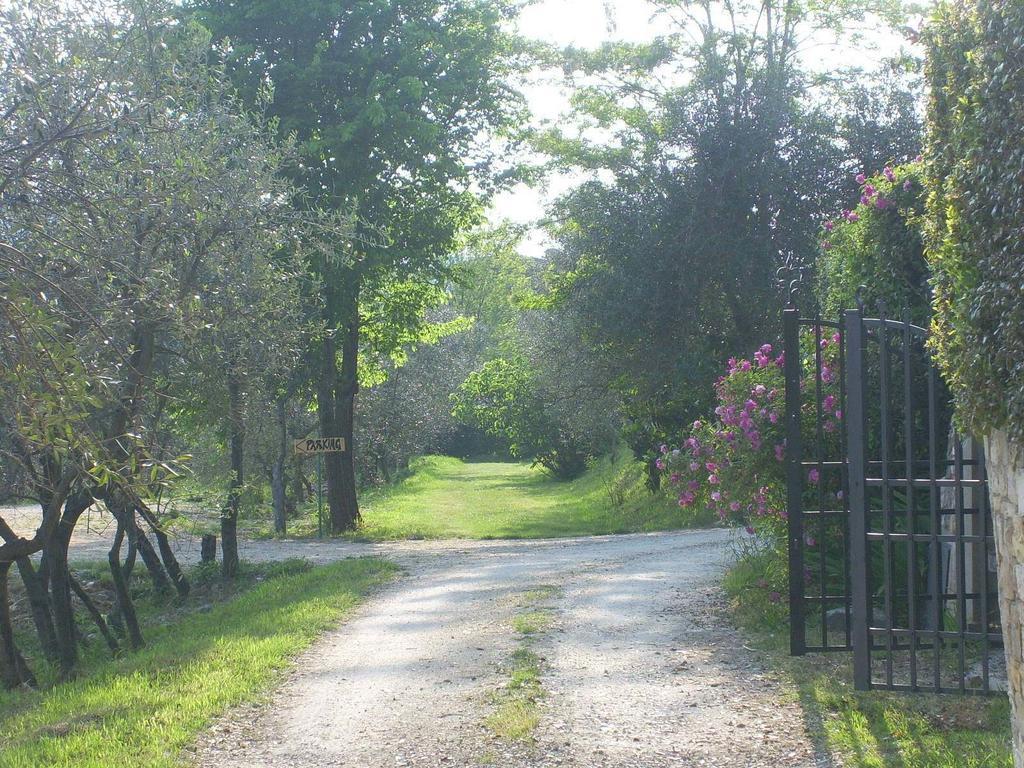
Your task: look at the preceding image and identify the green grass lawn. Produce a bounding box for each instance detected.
[343,453,713,540]
[0,558,397,768]
[724,559,1013,768]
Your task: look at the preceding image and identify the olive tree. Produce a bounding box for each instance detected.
[0,0,308,683]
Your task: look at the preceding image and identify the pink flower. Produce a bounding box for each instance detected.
[855,172,866,184]
[903,180,912,191]
[843,209,860,223]
[823,394,836,412]
[692,420,703,430]
[883,166,895,182]
[915,154,923,163]
[808,468,820,484]
[864,184,876,197]
[820,365,833,384]
[660,444,669,454]
[875,196,891,210]
[753,384,767,397]
[670,473,681,484]
[822,240,832,250]
[731,501,742,513]
[745,524,755,535]
[708,473,720,485]
[774,444,785,462]
[711,491,722,502]
[740,360,751,371]
[774,353,785,367]
[805,534,816,547]
[769,412,779,424]
[655,459,665,470]
[823,220,834,232]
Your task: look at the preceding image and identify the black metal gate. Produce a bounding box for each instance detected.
[844,307,1002,693]
[786,305,1003,694]
[783,307,852,655]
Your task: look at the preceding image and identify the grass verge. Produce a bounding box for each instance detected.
[724,557,1013,768]
[485,585,561,743]
[0,557,397,768]
[278,452,716,541]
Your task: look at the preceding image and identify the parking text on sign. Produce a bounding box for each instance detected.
[294,437,347,455]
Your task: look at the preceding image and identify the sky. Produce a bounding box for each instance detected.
[489,0,667,257]
[488,0,918,258]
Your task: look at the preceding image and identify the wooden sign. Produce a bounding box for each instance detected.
[294,437,347,455]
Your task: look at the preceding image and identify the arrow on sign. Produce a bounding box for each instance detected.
[294,437,347,455]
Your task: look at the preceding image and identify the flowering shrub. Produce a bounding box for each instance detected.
[817,161,930,324]
[658,333,843,546]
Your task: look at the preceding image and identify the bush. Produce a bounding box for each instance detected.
[817,162,930,323]
[923,1,1024,441]
[451,358,592,479]
[660,334,844,605]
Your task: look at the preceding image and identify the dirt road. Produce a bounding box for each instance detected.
[190,529,833,768]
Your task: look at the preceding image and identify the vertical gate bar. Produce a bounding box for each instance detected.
[979,441,991,690]
[839,324,852,648]
[954,438,967,691]
[928,360,942,691]
[814,318,827,647]
[879,310,894,687]
[845,310,871,690]
[902,314,918,689]
[784,306,805,656]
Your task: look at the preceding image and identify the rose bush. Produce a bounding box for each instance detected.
[658,331,845,608]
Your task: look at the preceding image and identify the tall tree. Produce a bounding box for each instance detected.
[190,0,527,532]
[537,0,912,461]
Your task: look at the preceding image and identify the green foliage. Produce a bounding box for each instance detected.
[535,1,920,458]
[451,358,592,478]
[924,0,1024,440]
[818,163,931,323]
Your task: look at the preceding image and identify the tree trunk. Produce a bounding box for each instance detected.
[0,516,59,664]
[318,333,346,533]
[46,529,78,678]
[108,518,143,650]
[221,375,244,578]
[272,396,288,535]
[69,573,119,654]
[148,521,189,598]
[14,556,58,664]
[0,561,35,689]
[983,429,1024,768]
[131,522,172,595]
[332,307,361,532]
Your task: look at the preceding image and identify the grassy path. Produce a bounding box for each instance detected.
[354,455,705,540]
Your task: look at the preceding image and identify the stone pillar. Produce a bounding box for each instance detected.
[983,429,1024,768]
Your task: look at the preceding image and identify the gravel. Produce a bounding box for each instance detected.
[186,529,834,768]
[4,504,833,767]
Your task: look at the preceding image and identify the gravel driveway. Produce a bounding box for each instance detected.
[4,505,831,766]
[185,529,834,768]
